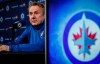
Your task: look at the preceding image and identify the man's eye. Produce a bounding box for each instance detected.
[29,12,32,15]
[35,12,40,14]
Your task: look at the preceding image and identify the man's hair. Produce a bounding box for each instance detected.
[28,2,45,10]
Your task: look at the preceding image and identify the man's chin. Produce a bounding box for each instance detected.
[32,23,39,26]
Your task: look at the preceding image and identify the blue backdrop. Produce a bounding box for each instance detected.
[49,0,100,64]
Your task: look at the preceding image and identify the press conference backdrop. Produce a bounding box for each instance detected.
[49,0,100,64]
[0,0,45,44]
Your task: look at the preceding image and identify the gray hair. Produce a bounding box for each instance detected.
[28,2,45,10]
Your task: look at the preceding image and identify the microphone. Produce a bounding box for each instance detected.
[6,21,24,30]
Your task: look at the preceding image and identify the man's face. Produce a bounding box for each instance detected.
[29,5,45,26]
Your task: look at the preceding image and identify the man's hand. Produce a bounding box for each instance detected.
[0,44,10,52]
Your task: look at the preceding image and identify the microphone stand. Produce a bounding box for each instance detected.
[8,21,22,52]
[11,27,20,52]
[11,28,15,45]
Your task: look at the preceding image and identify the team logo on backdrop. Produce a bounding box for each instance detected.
[20,13,25,20]
[0,17,3,22]
[63,11,100,63]
[0,36,3,43]
[29,0,33,6]
[6,5,10,11]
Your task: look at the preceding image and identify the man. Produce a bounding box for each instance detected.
[0,2,45,52]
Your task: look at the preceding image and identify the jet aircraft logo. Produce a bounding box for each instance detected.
[63,11,100,63]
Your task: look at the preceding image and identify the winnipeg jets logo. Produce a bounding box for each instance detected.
[63,11,100,63]
[73,14,97,59]
[40,31,45,38]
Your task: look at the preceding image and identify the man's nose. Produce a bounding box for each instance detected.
[32,14,36,19]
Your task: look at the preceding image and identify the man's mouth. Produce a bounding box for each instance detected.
[32,19,37,23]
